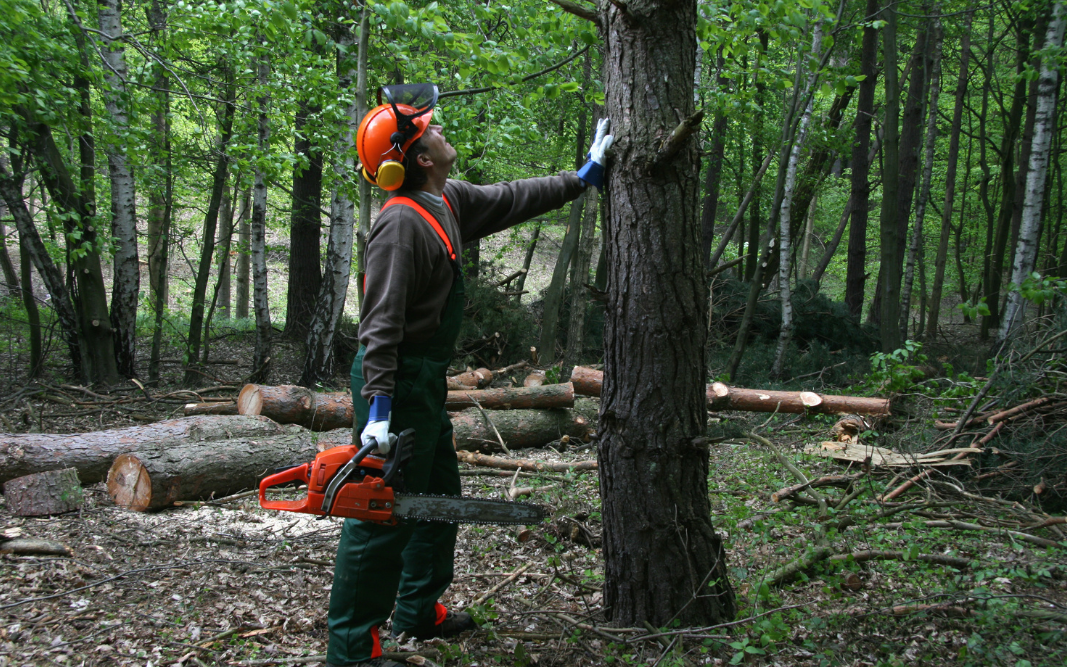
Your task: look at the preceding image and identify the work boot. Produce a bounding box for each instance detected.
[413,609,476,640]
[325,659,402,667]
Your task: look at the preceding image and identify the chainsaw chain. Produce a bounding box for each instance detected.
[395,493,547,525]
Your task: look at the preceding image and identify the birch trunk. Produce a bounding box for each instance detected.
[901,20,943,340]
[299,2,366,387]
[1000,2,1067,340]
[925,10,973,339]
[98,0,139,378]
[250,51,273,383]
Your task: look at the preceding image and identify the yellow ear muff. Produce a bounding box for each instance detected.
[376,160,406,191]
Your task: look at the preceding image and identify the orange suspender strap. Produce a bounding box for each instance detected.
[380,195,457,261]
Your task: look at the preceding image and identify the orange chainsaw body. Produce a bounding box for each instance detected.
[258,444,399,525]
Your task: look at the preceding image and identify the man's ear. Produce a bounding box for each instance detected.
[416,152,433,169]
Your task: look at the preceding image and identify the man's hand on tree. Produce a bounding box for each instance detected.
[577,118,613,189]
[362,395,397,455]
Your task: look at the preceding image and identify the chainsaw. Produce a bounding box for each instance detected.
[259,428,546,525]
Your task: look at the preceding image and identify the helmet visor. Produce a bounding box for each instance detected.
[379,84,438,140]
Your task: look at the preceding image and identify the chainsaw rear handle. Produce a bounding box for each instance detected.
[259,463,312,513]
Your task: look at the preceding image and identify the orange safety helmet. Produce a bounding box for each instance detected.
[357,84,438,191]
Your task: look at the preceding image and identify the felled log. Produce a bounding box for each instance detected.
[107,426,352,512]
[456,450,598,472]
[447,383,574,410]
[450,404,595,452]
[448,368,493,389]
[238,384,353,431]
[0,538,72,557]
[184,402,239,416]
[0,415,285,485]
[523,371,546,387]
[3,468,83,516]
[570,366,890,415]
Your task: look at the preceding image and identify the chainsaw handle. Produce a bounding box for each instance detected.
[259,463,312,512]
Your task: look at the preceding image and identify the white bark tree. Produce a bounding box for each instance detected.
[999,1,1066,341]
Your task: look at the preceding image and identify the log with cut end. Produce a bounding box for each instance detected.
[0,415,285,485]
[448,368,493,389]
[106,426,352,512]
[447,383,574,410]
[523,371,546,387]
[238,384,353,431]
[3,468,84,516]
[450,405,595,452]
[184,402,239,416]
[570,366,890,415]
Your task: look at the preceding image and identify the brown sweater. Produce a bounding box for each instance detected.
[359,173,586,400]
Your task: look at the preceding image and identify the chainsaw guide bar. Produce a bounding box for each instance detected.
[392,493,547,525]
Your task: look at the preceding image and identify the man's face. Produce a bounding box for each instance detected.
[418,124,457,173]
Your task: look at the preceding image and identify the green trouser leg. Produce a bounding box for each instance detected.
[327,349,461,665]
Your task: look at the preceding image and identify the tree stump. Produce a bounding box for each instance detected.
[3,468,83,516]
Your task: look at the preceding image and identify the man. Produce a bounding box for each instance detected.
[327,83,611,667]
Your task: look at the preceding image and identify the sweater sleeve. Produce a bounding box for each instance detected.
[445,172,586,241]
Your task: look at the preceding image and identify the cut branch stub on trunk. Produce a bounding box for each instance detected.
[570,366,890,415]
[184,402,239,416]
[3,468,83,516]
[0,415,285,485]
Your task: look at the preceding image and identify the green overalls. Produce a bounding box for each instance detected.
[327,212,465,665]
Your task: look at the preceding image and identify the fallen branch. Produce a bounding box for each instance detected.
[882,519,1060,549]
[986,397,1052,424]
[771,474,862,503]
[183,402,239,416]
[830,550,972,569]
[0,538,73,557]
[456,450,597,473]
[471,563,534,607]
[759,546,834,587]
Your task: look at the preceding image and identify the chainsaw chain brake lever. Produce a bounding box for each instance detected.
[380,429,416,489]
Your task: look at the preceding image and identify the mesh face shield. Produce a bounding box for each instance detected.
[379,84,439,149]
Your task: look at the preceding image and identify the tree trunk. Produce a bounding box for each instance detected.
[202,190,238,364]
[0,415,287,485]
[450,402,596,453]
[2,468,83,517]
[597,0,735,626]
[183,74,236,386]
[299,2,366,387]
[538,190,586,362]
[238,384,354,431]
[982,22,1031,340]
[701,54,729,270]
[811,195,853,285]
[0,218,18,296]
[877,2,902,351]
[844,0,880,317]
[798,194,817,279]
[563,186,599,370]
[925,10,973,339]
[98,0,139,378]
[217,185,235,320]
[107,428,344,511]
[236,189,251,319]
[147,19,172,385]
[285,100,324,339]
[901,20,943,340]
[570,367,890,416]
[19,230,42,378]
[513,222,541,299]
[0,155,83,375]
[1000,2,1066,340]
[250,52,273,384]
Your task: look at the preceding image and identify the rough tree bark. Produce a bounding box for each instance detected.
[596,0,735,626]
[250,50,273,383]
[563,186,599,371]
[299,0,366,387]
[98,0,139,378]
[701,53,729,271]
[844,0,880,317]
[236,189,251,319]
[1000,2,1067,340]
[539,190,586,362]
[925,10,973,339]
[877,2,902,351]
[285,99,323,339]
[147,0,171,384]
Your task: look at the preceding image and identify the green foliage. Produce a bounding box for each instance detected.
[864,340,928,394]
[457,276,539,368]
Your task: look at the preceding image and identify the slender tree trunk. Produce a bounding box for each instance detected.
[844,0,880,317]
[811,194,853,285]
[202,194,238,364]
[982,21,1031,340]
[285,100,323,339]
[901,20,943,340]
[925,10,973,339]
[19,230,43,378]
[597,0,735,626]
[513,222,541,299]
[798,193,816,279]
[98,0,139,378]
[299,1,366,387]
[701,54,729,271]
[183,75,236,386]
[249,51,272,384]
[217,184,235,320]
[564,187,599,371]
[539,191,586,361]
[236,189,251,319]
[0,217,18,296]
[878,1,903,351]
[1000,2,1066,340]
[147,0,171,384]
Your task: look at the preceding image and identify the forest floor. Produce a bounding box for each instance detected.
[1,339,1066,667]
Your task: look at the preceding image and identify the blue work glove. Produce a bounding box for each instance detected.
[362,395,398,455]
[577,118,613,189]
